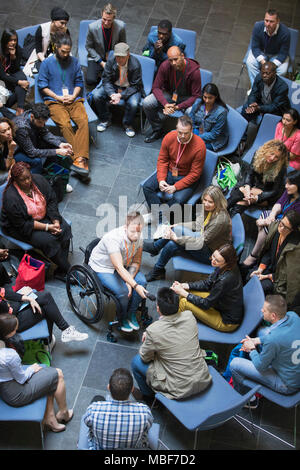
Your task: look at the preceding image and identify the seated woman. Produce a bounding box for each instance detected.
[189,83,229,151]
[0,117,17,182]
[274,108,300,171]
[0,28,29,115]
[227,140,288,217]
[249,210,300,307]
[0,261,88,344]
[0,162,72,281]
[0,315,73,433]
[171,244,244,332]
[23,7,70,77]
[243,170,300,267]
[144,185,232,282]
[88,211,149,333]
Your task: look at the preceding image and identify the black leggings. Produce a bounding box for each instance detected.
[6,70,28,109]
[16,291,69,337]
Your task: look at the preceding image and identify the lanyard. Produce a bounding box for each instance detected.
[102,24,113,51]
[3,56,11,73]
[125,241,135,267]
[175,142,187,169]
[173,59,187,91]
[56,59,66,85]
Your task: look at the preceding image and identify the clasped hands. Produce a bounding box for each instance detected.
[110,93,122,105]
[170,280,189,297]
[159,180,177,195]
[240,185,258,205]
[239,335,260,353]
[163,103,178,115]
[48,220,62,235]
[245,102,260,114]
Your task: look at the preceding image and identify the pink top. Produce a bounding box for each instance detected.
[275,122,300,170]
[14,182,47,221]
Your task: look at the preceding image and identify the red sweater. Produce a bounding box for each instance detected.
[157,131,206,191]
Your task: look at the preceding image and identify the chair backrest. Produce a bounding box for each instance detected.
[240,275,264,335]
[242,113,282,164]
[224,105,248,155]
[281,76,300,114]
[17,25,39,48]
[131,54,155,96]
[149,26,196,59]
[78,20,96,67]
[0,182,6,213]
[187,150,219,205]
[231,214,245,256]
[200,69,213,88]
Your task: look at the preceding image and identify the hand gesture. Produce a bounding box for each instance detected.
[135,284,147,299]
[163,103,176,115]
[29,298,42,315]
[159,180,169,192]
[0,248,9,261]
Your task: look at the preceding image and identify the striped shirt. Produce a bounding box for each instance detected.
[83,399,154,450]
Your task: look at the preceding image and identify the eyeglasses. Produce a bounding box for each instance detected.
[279,220,292,231]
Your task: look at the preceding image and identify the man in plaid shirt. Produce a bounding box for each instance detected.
[82,368,154,450]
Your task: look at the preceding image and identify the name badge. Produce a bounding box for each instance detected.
[172,167,178,177]
[62,87,69,96]
[172,92,178,102]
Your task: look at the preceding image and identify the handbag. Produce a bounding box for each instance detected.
[212,157,241,192]
[44,162,70,202]
[13,254,45,292]
[22,339,51,366]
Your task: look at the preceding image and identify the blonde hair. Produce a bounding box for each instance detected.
[201,185,228,214]
[253,139,288,183]
[101,3,117,17]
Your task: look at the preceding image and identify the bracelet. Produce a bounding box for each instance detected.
[132,282,138,290]
[45,224,49,232]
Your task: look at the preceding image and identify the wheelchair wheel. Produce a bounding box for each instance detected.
[66,265,105,324]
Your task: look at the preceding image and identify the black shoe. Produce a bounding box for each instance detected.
[143,240,160,256]
[243,396,259,409]
[144,130,163,143]
[145,266,166,282]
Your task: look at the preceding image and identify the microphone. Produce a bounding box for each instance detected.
[145,292,156,302]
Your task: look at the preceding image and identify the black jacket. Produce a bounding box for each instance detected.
[14,110,63,160]
[242,163,286,206]
[247,75,290,116]
[187,266,244,325]
[0,45,24,88]
[102,54,145,99]
[1,173,61,241]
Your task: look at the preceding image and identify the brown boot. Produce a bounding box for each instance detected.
[71,157,89,175]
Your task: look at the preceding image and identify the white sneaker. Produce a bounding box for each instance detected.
[97,121,111,132]
[66,183,73,193]
[143,212,153,225]
[61,326,88,343]
[125,126,135,138]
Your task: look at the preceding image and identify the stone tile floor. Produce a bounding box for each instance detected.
[0,0,299,452]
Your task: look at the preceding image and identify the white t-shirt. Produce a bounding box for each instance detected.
[88,226,143,274]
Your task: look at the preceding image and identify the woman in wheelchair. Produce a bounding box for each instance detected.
[0,161,72,282]
[88,211,148,333]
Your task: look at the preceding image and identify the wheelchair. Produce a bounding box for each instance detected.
[65,238,153,343]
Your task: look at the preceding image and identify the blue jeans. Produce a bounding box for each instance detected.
[153,225,212,269]
[96,270,146,322]
[230,357,295,395]
[131,354,153,397]
[14,152,43,174]
[91,84,141,126]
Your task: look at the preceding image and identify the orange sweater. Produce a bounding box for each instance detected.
[156,131,206,191]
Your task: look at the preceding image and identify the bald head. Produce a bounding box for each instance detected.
[167,46,185,70]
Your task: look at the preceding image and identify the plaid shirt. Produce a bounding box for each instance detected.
[83,399,154,450]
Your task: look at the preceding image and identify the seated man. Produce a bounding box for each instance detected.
[14,103,73,181]
[131,287,212,402]
[91,42,143,138]
[230,295,300,409]
[246,9,290,87]
[143,115,206,228]
[85,3,126,87]
[37,33,90,177]
[142,19,186,69]
[241,61,290,137]
[88,211,148,333]
[142,46,201,143]
[81,368,154,450]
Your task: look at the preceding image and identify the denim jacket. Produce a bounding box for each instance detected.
[189,100,229,151]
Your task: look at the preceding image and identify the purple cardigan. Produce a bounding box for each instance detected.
[276,190,300,216]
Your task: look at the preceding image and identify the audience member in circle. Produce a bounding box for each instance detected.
[274,108,300,170]
[249,210,300,306]
[0,28,29,115]
[0,315,73,433]
[0,117,17,180]
[243,170,300,267]
[189,83,229,151]
[144,185,232,282]
[0,162,72,282]
[171,243,243,332]
[227,140,288,217]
